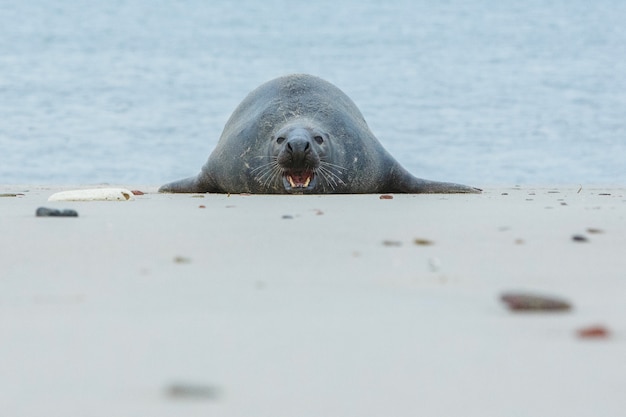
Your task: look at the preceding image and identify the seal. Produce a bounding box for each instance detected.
[159,74,480,194]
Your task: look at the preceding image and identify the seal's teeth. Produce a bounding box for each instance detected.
[288,176,296,188]
[303,177,311,187]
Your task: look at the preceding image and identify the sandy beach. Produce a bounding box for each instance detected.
[1,185,625,416]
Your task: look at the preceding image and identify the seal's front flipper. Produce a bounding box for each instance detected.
[388,166,482,194]
[158,174,221,193]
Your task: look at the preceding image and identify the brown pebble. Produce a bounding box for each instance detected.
[382,240,402,247]
[572,234,589,242]
[586,228,603,234]
[131,190,144,195]
[314,209,324,215]
[191,195,205,198]
[577,325,610,339]
[198,205,206,209]
[379,194,393,200]
[500,292,572,312]
[413,238,434,246]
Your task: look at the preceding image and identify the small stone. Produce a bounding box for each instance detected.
[313,209,324,215]
[282,215,293,219]
[586,228,603,234]
[572,234,589,242]
[500,292,572,312]
[166,383,220,400]
[173,256,191,264]
[198,205,206,209]
[413,238,434,246]
[0,193,25,197]
[501,192,508,195]
[514,239,525,245]
[379,194,393,199]
[382,240,402,247]
[577,325,610,339]
[131,190,145,195]
[36,207,79,217]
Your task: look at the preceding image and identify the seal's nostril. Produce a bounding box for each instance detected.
[304,142,310,151]
[287,142,293,151]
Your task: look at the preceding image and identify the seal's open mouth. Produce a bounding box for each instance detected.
[283,170,316,191]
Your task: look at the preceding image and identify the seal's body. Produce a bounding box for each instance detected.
[159,74,479,194]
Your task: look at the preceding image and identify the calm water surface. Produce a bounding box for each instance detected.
[1,0,625,186]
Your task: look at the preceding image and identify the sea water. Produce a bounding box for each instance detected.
[1,0,625,186]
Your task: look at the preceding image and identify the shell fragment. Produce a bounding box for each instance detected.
[48,188,135,202]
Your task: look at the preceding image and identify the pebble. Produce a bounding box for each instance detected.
[572,234,589,242]
[48,188,134,201]
[500,292,572,312]
[577,325,610,339]
[166,383,220,400]
[173,256,192,264]
[36,207,79,217]
[379,194,393,199]
[414,238,434,246]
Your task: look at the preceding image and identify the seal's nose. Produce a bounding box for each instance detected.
[286,137,310,153]
[286,137,311,166]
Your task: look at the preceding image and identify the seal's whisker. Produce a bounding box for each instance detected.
[250,159,279,175]
[319,160,348,172]
[264,166,284,188]
[252,160,282,185]
[315,165,345,190]
[316,162,344,186]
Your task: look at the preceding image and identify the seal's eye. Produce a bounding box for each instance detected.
[276,137,285,144]
[314,136,324,144]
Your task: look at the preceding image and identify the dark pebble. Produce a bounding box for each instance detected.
[572,234,589,242]
[282,215,293,219]
[500,292,572,312]
[198,205,206,209]
[131,190,145,195]
[1,193,25,197]
[36,207,78,217]
[166,383,220,400]
[379,194,394,199]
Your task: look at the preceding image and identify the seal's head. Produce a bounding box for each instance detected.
[252,119,344,193]
[274,124,326,192]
